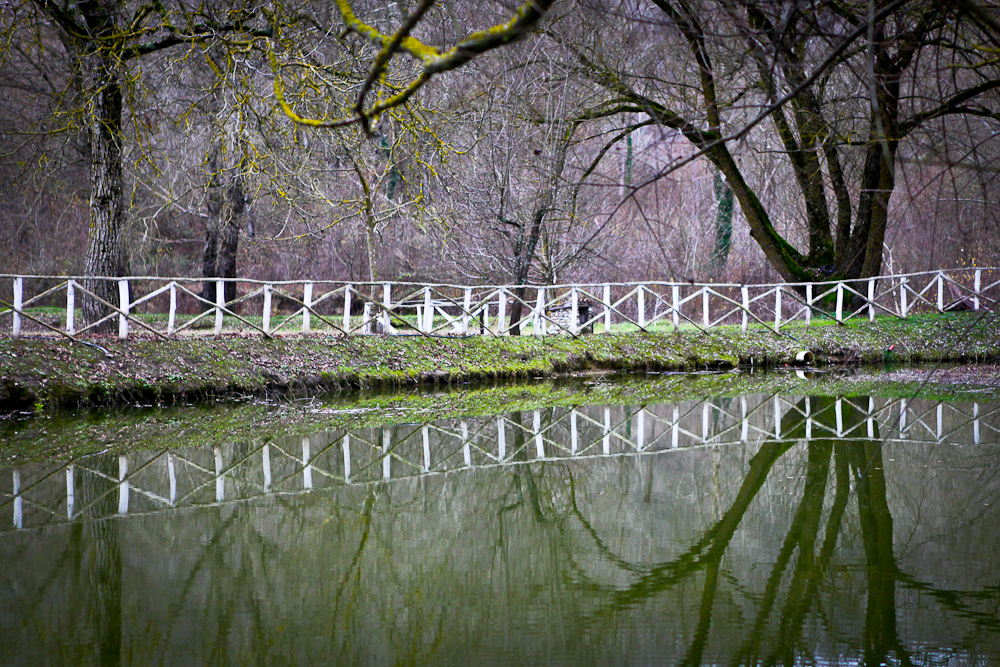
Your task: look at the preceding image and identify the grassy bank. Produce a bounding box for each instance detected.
[1,311,998,413]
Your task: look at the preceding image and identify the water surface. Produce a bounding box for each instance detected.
[2,388,999,665]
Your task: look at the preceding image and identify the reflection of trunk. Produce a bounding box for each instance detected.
[73,456,122,663]
[849,442,910,666]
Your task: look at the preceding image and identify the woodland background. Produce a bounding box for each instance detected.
[1,0,998,325]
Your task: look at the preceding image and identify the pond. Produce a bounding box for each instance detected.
[1,377,999,665]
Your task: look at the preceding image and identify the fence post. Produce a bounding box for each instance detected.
[534,288,545,336]
[214,280,225,335]
[262,284,272,334]
[603,284,611,333]
[12,277,22,338]
[119,279,131,339]
[703,287,710,327]
[835,282,844,324]
[741,286,749,333]
[167,282,177,335]
[868,278,875,322]
[774,286,782,331]
[899,276,908,317]
[974,269,981,311]
[66,279,75,335]
[362,302,373,334]
[805,283,812,326]
[637,285,645,328]
[497,288,507,336]
[418,286,429,333]
[303,282,314,333]
[461,287,472,335]
[672,284,680,330]
[937,272,944,312]
[570,287,579,335]
[343,284,353,332]
[380,283,390,334]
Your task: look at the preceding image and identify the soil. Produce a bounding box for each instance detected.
[2,311,999,413]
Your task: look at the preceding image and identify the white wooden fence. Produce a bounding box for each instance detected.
[1,269,996,340]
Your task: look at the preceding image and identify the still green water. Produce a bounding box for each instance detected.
[1,387,999,666]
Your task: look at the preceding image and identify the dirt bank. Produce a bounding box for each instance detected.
[1,311,998,412]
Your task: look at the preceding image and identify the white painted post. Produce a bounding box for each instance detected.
[670,285,681,331]
[603,284,611,333]
[214,280,224,335]
[899,398,907,436]
[637,285,646,328]
[461,287,472,335]
[498,288,507,336]
[937,272,944,312]
[534,288,545,336]
[570,287,579,335]
[303,282,314,333]
[741,286,749,333]
[119,279,131,339]
[362,302,373,335]
[302,437,313,489]
[805,283,812,326]
[835,282,844,323]
[974,269,981,311]
[380,283,391,334]
[422,425,432,470]
[936,403,943,441]
[66,280,76,334]
[868,279,876,322]
[262,285,272,334]
[342,435,352,483]
[867,397,875,439]
[423,286,434,333]
[12,277,21,338]
[899,277,908,317]
[343,284,353,332]
[534,410,544,458]
[66,465,75,519]
[167,282,177,335]
[703,288,710,327]
[774,286,782,331]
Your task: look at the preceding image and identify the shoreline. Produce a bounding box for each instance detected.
[2,311,999,413]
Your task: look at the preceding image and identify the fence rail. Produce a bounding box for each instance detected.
[1,269,997,340]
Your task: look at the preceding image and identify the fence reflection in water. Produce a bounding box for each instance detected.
[3,394,997,532]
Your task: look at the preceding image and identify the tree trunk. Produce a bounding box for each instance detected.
[81,42,128,331]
